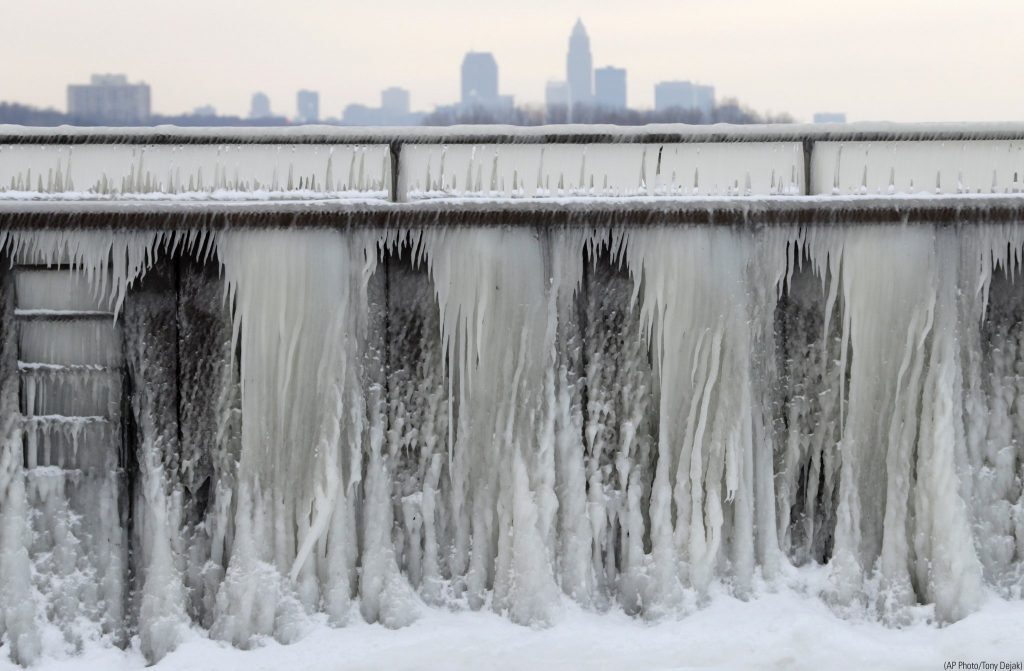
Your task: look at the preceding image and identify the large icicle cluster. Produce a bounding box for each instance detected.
[0,222,1022,665]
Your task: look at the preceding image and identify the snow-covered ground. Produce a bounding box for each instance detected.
[3,569,1022,671]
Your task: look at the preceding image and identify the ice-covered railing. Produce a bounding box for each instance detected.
[5,122,1024,203]
[813,141,1024,196]
[398,143,805,199]
[0,142,390,201]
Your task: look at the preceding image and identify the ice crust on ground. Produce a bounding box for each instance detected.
[0,222,1022,666]
[2,570,1024,671]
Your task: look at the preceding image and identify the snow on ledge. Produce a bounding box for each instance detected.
[5,121,1024,144]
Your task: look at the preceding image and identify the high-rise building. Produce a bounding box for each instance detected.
[545,81,570,109]
[654,81,715,116]
[341,104,378,125]
[341,87,423,126]
[67,74,151,124]
[594,66,627,110]
[192,104,217,117]
[544,80,570,123]
[461,52,499,107]
[654,81,692,111]
[381,87,411,116]
[566,19,593,109]
[249,92,272,119]
[296,90,319,123]
[693,85,715,115]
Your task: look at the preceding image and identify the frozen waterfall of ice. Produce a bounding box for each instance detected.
[0,221,1022,665]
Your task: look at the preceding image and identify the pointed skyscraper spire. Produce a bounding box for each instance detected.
[566,18,593,113]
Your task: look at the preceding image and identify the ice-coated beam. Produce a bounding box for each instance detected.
[3,195,1024,229]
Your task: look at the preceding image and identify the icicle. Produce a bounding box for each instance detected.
[422,228,563,624]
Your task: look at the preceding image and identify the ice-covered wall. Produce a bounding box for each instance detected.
[0,221,1022,666]
[0,144,390,199]
[3,120,1024,667]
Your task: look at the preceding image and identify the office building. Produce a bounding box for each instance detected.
[341,87,424,125]
[654,81,716,115]
[461,52,499,107]
[67,74,151,124]
[250,92,272,119]
[545,81,570,109]
[296,90,319,123]
[693,85,715,115]
[381,87,411,116]
[594,66,627,109]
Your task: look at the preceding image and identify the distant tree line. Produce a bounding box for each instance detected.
[1,98,794,127]
[423,99,794,126]
[0,102,290,127]
[0,103,69,126]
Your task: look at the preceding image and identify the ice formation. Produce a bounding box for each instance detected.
[0,219,1022,666]
[0,144,390,199]
[398,142,805,200]
[812,141,1024,195]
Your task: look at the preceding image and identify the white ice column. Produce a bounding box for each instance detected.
[823,226,983,622]
[212,230,416,645]
[423,227,565,624]
[620,226,789,612]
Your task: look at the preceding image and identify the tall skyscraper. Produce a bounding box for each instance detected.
[249,92,272,119]
[461,52,499,107]
[381,87,410,116]
[594,66,627,110]
[67,74,150,124]
[296,90,319,123]
[566,19,593,109]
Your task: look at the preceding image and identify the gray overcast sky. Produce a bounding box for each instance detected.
[2,0,1022,122]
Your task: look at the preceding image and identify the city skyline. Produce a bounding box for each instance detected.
[8,15,731,122]
[5,0,1024,122]
[47,21,725,126]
